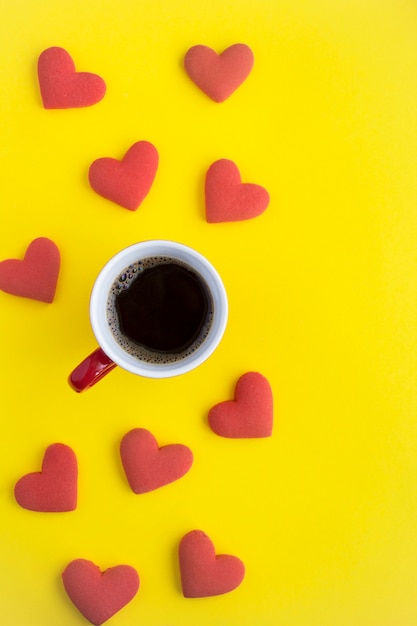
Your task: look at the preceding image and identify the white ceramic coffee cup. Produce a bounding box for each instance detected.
[69,240,228,391]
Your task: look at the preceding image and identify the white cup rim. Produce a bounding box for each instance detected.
[90,240,228,378]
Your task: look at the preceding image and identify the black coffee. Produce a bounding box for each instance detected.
[106,257,213,364]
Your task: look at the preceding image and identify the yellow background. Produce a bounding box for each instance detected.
[1,0,416,624]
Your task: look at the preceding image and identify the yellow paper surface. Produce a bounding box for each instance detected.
[1,1,416,624]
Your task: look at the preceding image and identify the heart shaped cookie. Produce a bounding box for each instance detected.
[120,428,193,494]
[205,159,270,223]
[62,559,139,625]
[88,141,159,210]
[184,44,254,102]
[14,443,77,512]
[38,47,106,109]
[0,237,60,303]
[179,530,245,597]
[208,372,273,438]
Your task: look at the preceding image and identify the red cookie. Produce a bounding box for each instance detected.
[120,428,193,494]
[184,44,254,102]
[14,443,77,512]
[205,159,270,223]
[0,237,60,303]
[38,47,106,109]
[88,141,159,210]
[208,372,273,438]
[179,530,245,598]
[62,559,139,625]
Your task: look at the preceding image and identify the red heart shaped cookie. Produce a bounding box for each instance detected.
[179,530,245,597]
[120,428,193,494]
[38,47,106,109]
[14,443,77,512]
[0,237,60,303]
[205,159,270,223]
[88,141,159,210]
[184,44,254,102]
[62,559,139,625]
[208,372,273,438]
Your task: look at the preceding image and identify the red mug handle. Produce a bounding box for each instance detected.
[68,347,117,392]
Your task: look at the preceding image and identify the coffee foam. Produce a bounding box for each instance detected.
[106,256,214,365]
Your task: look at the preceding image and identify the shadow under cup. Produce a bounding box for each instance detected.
[89,240,228,380]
